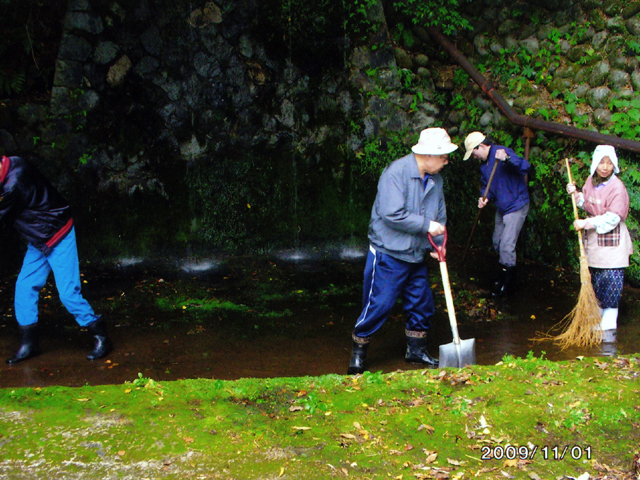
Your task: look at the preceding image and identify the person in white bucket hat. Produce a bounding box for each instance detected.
[566,145,633,342]
[462,131,532,297]
[347,127,457,375]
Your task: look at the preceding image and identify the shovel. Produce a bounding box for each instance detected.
[428,230,476,368]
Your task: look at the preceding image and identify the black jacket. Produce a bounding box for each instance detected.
[0,156,73,254]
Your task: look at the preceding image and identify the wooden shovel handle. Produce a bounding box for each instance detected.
[482,157,500,200]
[439,260,460,345]
[429,229,460,344]
[461,158,500,262]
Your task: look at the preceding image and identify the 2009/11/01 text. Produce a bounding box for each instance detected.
[480,445,592,461]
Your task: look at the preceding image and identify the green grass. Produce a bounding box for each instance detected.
[1,354,639,479]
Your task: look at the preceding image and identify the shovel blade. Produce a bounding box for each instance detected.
[439,338,476,368]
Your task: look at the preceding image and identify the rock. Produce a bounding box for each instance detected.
[53,59,83,88]
[631,70,640,91]
[58,35,93,62]
[489,41,504,55]
[609,69,630,89]
[474,35,489,57]
[593,108,612,125]
[567,45,591,63]
[134,56,160,79]
[587,86,612,109]
[627,17,640,36]
[393,47,413,69]
[479,111,493,127]
[106,55,132,87]
[141,25,163,57]
[63,11,104,34]
[606,16,627,34]
[590,60,610,86]
[93,41,119,65]
[414,54,429,68]
[592,31,608,50]
[622,2,640,18]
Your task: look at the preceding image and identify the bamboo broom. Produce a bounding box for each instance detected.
[549,159,602,348]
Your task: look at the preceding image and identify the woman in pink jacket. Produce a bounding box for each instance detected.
[566,145,634,342]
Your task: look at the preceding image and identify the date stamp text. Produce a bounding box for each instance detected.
[480,445,592,461]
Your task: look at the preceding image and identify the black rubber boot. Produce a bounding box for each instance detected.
[492,265,517,297]
[347,340,369,375]
[86,317,113,360]
[6,323,41,364]
[405,334,439,367]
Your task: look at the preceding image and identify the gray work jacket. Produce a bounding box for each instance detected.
[368,153,446,263]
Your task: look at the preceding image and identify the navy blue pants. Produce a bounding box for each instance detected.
[353,248,434,340]
[590,267,624,309]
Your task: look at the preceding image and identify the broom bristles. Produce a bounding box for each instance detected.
[534,257,603,349]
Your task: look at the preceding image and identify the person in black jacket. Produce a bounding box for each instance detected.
[0,155,112,364]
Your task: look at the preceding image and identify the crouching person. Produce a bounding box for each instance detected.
[1,155,112,364]
[347,128,457,375]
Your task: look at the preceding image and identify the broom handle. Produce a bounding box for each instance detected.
[565,159,587,254]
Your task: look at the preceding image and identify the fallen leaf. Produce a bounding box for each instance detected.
[289,405,303,412]
[447,458,465,466]
[340,433,356,439]
[503,459,517,467]
[117,450,126,456]
[418,424,435,434]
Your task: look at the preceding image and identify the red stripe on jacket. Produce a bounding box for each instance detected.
[0,156,10,183]
[46,218,74,249]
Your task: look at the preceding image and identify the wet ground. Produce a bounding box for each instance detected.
[0,243,639,389]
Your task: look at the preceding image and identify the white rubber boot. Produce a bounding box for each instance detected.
[600,308,618,343]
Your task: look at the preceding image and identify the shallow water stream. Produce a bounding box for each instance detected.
[1,244,638,388]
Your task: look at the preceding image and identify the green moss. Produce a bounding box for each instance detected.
[1,356,639,477]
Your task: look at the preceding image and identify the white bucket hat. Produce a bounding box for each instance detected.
[462,131,486,160]
[591,145,620,175]
[411,128,458,156]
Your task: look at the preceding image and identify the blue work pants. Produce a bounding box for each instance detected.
[353,247,434,339]
[14,227,98,327]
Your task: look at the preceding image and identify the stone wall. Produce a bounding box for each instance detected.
[0,0,639,267]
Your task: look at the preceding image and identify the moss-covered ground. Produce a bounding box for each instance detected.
[1,353,639,479]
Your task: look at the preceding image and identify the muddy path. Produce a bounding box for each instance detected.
[1,244,638,388]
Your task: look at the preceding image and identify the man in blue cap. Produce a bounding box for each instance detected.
[463,132,531,297]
